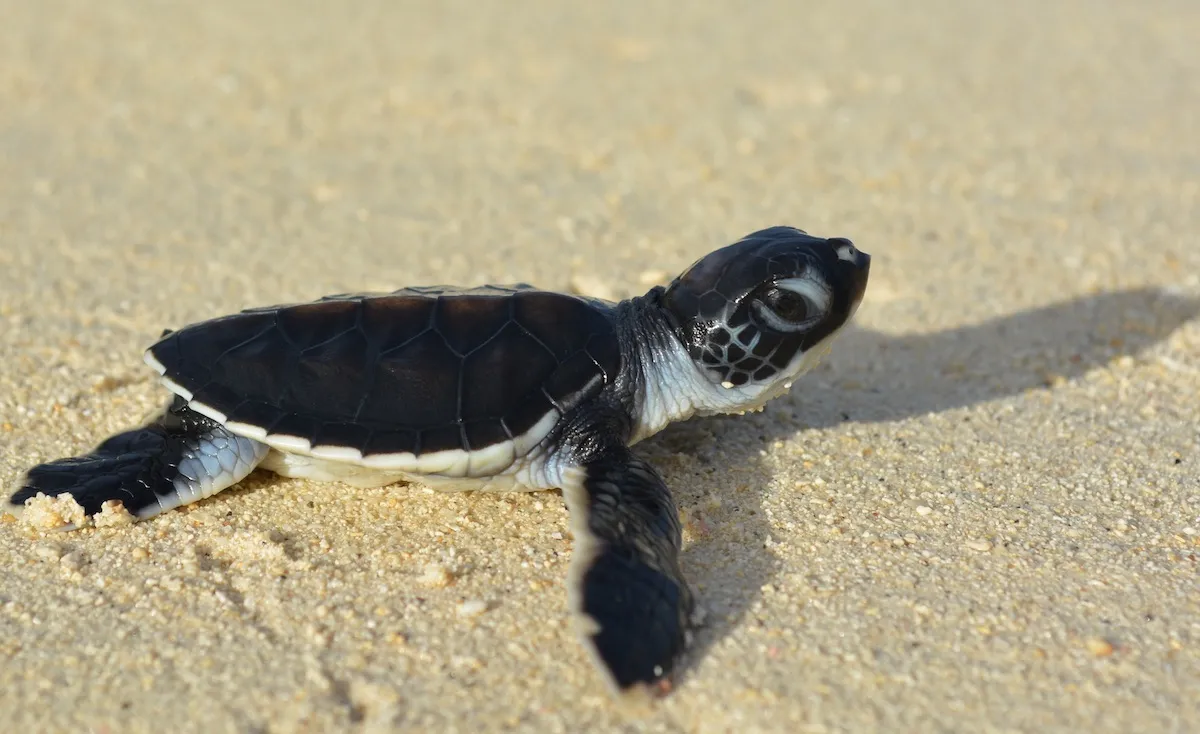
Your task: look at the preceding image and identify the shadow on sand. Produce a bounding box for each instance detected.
[648,286,1199,684]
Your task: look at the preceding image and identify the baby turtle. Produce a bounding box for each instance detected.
[7,226,870,695]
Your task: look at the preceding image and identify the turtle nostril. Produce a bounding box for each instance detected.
[831,238,859,265]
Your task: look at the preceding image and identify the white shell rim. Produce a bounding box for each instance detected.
[143,348,556,478]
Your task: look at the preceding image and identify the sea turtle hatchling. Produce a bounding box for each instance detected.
[7,226,870,695]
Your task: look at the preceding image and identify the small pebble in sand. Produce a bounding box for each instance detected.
[94,500,135,527]
[915,505,933,516]
[60,552,85,572]
[310,183,340,203]
[35,544,63,562]
[419,563,456,588]
[965,539,993,552]
[1086,637,1115,657]
[457,599,488,619]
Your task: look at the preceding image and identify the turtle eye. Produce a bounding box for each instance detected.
[750,279,826,332]
[764,287,810,322]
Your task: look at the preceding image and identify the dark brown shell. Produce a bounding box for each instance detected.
[147,285,621,457]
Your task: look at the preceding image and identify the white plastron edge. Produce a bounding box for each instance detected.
[144,348,555,480]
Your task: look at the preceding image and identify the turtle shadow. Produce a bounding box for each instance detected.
[647,286,1199,685]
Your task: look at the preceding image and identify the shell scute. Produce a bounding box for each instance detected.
[295,329,373,417]
[364,428,418,456]
[434,294,514,356]
[363,330,460,427]
[460,322,559,421]
[362,296,435,355]
[277,299,360,348]
[463,420,509,451]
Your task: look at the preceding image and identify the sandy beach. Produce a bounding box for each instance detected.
[1,0,1197,731]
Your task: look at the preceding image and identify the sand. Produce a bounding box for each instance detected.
[1,0,1198,731]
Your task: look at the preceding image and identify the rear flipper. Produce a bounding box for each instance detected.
[561,449,695,696]
[7,395,268,526]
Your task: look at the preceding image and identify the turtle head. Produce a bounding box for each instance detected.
[660,226,870,412]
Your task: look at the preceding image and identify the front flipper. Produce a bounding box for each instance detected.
[7,396,268,526]
[561,449,695,695]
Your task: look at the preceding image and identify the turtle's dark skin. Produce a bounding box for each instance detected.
[7,226,871,696]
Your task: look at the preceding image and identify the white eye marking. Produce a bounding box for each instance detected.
[774,277,830,312]
[752,301,804,332]
[836,243,858,263]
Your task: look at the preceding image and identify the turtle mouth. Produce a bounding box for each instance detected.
[845,292,866,326]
